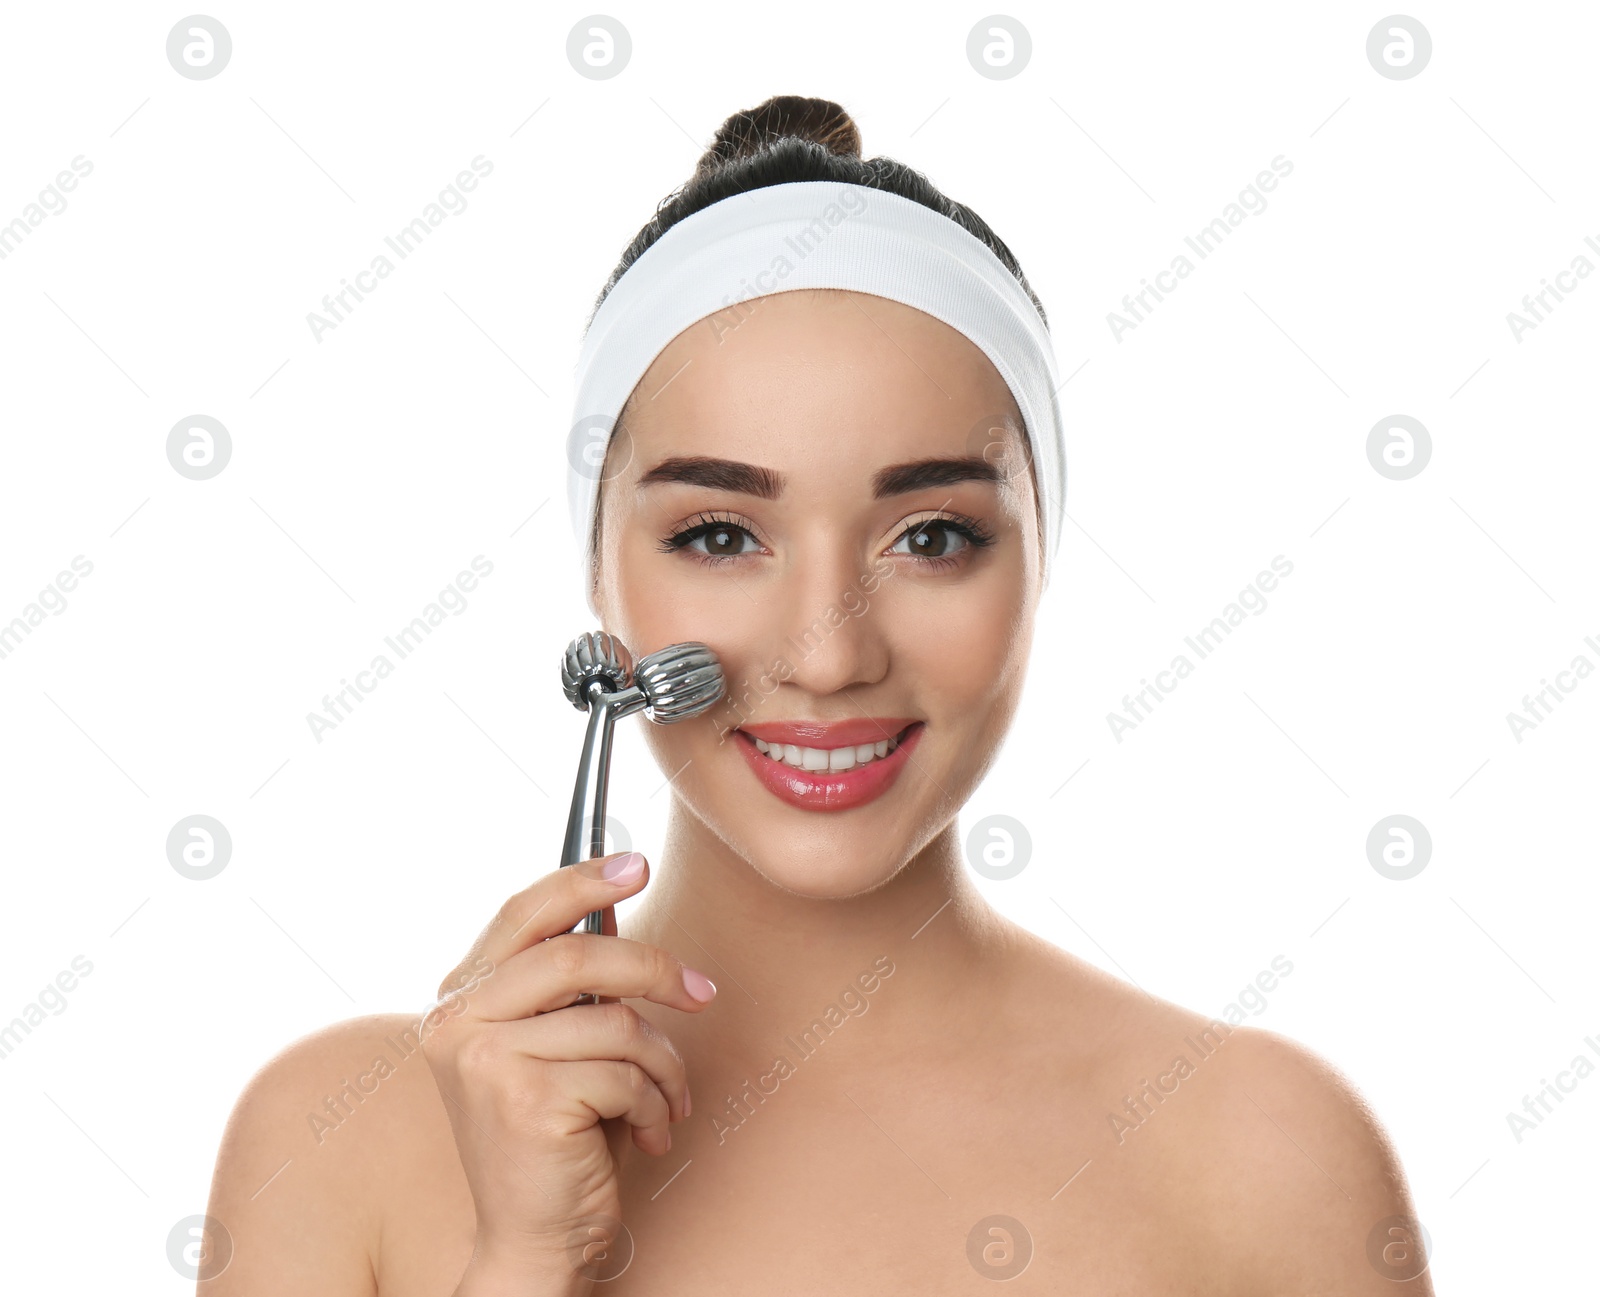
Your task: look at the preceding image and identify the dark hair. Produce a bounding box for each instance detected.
[585,95,1048,593]
[585,94,1047,333]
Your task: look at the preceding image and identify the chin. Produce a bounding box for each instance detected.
[736,834,910,901]
[724,789,943,901]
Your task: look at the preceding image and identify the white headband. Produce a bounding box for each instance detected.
[567,179,1066,585]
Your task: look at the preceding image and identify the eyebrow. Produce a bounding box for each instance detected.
[636,455,1003,500]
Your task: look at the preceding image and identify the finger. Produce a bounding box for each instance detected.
[598,902,619,1005]
[440,853,647,997]
[467,931,717,1023]
[548,1057,674,1154]
[489,1003,689,1122]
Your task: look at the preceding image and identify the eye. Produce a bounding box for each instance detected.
[890,514,994,566]
[658,512,761,565]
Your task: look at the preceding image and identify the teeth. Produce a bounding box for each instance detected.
[752,730,906,771]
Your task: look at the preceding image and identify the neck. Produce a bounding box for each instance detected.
[621,798,1015,1077]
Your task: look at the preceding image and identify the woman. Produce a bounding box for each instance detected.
[204,97,1433,1295]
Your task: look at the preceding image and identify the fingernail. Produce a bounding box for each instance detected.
[682,967,717,1002]
[597,852,645,884]
[684,1086,692,1118]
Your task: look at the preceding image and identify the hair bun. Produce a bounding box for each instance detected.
[693,95,861,181]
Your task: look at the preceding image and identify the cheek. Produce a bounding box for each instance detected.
[899,569,1030,699]
[606,529,722,642]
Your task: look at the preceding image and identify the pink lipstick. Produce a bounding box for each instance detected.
[732,718,924,812]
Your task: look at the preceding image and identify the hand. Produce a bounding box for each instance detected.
[421,851,717,1282]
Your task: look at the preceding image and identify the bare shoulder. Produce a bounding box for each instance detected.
[1188,1022,1434,1293]
[1007,934,1432,1294]
[203,1011,455,1295]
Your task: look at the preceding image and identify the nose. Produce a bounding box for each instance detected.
[762,536,891,698]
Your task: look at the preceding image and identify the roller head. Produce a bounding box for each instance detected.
[561,631,633,712]
[633,641,724,723]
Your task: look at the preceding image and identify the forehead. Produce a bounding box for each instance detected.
[615,289,1022,487]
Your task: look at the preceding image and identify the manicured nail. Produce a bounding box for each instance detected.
[682,967,717,1002]
[598,852,645,884]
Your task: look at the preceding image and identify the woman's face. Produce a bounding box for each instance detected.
[591,288,1043,899]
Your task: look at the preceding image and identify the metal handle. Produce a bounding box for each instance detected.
[560,677,648,1004]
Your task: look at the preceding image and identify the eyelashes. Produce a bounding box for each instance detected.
[656,510,996,571]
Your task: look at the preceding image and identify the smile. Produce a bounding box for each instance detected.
[732,720,924,812]
[750,729,909,772]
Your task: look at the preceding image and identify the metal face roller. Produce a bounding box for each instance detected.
[558,632,724,1005]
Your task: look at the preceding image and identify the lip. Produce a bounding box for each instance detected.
[732,720,924,813]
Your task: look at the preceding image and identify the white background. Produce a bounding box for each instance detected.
[1,2,1594,1291]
